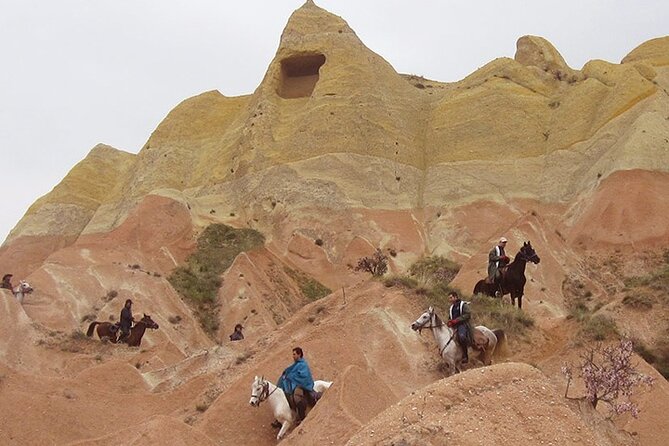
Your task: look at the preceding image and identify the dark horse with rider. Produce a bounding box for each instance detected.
[473,238,540,309]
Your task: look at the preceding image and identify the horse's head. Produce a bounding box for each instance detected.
[249,375,269,407]
[411,306,435,333]
[139,314,159,330]
[15,281,33,294]
[518,241,540,264]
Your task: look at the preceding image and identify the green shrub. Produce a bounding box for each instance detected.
[409,256,460,287]
[581,314,618,341]
[383,275,418,289]
[284,267,331,300]
[470,294,534,334]
[168,224,265,336]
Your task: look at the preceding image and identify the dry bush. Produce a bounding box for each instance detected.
[355,249,388,277]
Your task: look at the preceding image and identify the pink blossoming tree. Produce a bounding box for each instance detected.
[562,338,654,418]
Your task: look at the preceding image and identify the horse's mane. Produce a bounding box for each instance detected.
[433,311,443,327]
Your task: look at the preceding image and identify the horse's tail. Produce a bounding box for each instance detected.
[86,321,100,337]
[492,329,508,358]
[473,280,485,295]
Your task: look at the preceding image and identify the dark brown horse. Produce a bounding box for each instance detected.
[121,314,159,347]
[87,314,159,346]
[87,321,120,343]
[473,241,540,309]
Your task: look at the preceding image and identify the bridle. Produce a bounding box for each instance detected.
[413,309,457,357]
[251,379,277,406]
[516,247,540,264]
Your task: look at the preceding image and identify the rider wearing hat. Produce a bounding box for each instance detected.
[487,237,510,285]
[118,299,134,343]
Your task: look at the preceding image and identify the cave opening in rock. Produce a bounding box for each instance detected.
[278,54,326,99]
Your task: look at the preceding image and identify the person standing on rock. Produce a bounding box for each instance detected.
[447,291,473,364]
[487,237,510,287]
[118,299,134,343]
[229,323,244,341]
[277,347,315,423]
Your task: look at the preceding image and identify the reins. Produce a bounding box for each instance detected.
[416,313,457,358]
[252,380,279,406]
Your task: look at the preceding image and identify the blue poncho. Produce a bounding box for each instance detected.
[277,358,314,394]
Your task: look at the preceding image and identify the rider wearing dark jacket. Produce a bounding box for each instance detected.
[487,237,510,284]
[447,291,473,363]
[119,299,134,342]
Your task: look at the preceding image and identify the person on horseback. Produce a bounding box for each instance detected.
[1,274,13,290]
[118,299,134,343]
[229,323,244,341]
[487,237,510,289]
[277,347,315,424]
[447,291,473,364]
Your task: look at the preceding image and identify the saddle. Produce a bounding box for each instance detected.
[288,387,321,411]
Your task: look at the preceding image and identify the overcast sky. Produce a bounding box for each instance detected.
[1,0,667,244]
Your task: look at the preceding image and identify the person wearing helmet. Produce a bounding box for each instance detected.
[118,299,134,343]
[487,237,510,285]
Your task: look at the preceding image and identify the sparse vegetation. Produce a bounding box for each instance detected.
[195,403,210,412]
[168,224,265,336]
[469,294,534,335]
[236,351,252,365]
[355,249,389,277]
[408,256,460,288]
[314,238,324,246]
[622,293,654,309]
[383,275,418,289]
[284,267,331,300]
[168,315,182,324]
[580,314,618,341]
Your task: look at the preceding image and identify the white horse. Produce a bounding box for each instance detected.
[13,281,33,304]
[410,306,506,375]
[249,375,332,440]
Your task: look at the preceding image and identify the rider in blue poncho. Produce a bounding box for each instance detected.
[276,347,315,424]
[277,347,314,394]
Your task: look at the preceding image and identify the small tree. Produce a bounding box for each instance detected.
[561,338,654,418]
[355,249,389,277]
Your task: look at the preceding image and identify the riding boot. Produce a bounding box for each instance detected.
[296,404,306,425]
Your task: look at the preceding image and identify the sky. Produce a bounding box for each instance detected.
[1,0,667,244]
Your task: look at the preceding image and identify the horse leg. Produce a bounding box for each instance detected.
[277,420,292,440]
[518,292,523,309]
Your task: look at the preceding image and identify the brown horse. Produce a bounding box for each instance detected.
[473,241,540,309]
[121,314,159,347]
[87,314,159,346]
[87,321,120,343]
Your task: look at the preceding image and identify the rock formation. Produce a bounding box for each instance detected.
[0,1,668,445]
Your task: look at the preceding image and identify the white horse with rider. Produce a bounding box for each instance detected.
[13,281,34,304]
[411,306,506,375]
[249,375,332,440]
